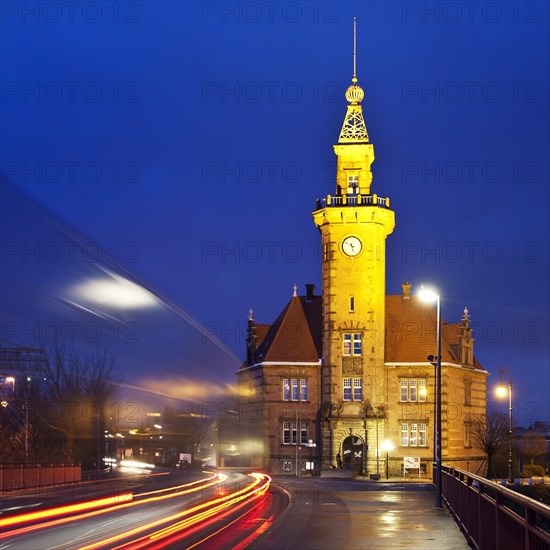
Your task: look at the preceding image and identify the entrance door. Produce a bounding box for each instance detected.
[342,435,363,474]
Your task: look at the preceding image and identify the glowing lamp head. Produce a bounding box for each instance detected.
[418,284,439,303]
[496,385,507,398]
[381,440,394,452]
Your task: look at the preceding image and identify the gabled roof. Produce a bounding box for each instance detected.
[246,293,483,370]
[385,295,481,368]
[252,295,322,364]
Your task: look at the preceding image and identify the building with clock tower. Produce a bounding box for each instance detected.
[234,28,487,478]
[311,59,395,471]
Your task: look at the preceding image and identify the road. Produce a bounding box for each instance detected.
[0,468,282,549]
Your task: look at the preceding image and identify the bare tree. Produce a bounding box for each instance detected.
[470,411,510,479]
[39,346,119,464]
[517,434,547,466]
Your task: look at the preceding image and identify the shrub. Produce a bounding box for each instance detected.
[522,465,545,478]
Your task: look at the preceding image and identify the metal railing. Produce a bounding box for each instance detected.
[442,465,550,550]
[324,194,390,208]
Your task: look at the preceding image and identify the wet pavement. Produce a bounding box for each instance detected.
[252,477,471,550]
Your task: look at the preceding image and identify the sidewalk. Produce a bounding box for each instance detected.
[252,477,471,550]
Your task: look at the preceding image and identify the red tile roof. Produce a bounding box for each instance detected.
[249,293,483,370]
[386,295,458,363]
[252,295,322,364]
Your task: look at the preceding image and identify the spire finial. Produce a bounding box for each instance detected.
[293,283,298,297]
[353,16,357,83]
[248,307,254,321]
[345,17,364,105]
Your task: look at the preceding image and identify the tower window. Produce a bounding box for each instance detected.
[343,333,362,356]
[347,175,359,194]
[343,377,362,401]
[349,296,355,312]
[353,378,362,400]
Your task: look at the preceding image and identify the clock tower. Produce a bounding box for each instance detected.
[312,20,395,473]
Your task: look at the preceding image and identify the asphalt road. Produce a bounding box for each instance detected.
[251,478,471,550]
[1,469,279,549]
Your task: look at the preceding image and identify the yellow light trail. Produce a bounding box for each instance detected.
[82,473,270,550]
[1,473,224,538]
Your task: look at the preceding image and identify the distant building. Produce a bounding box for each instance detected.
[236,52,488,478]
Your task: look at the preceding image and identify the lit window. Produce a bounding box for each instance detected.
[283,379,308,401]
[400,378,427,402]
[291,379,299,401]
[409,380,417,402]
[343,333,362,356]
[400,423,427,447]
[419,424,427,446]
[283,379,290,401]
[343,334,352,356]
[344,378,362,401]
[343,378,352,401]
[353,378,362,401]
[419,379,427,402]
[401,380,408,402]
[353,334,362,355]
[347,175,359,194]
[410,424,418,447]
[401,423,409,446]
[300,379,308,401]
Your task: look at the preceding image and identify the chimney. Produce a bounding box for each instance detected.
[305,283,315,302]
[402,282,411,300]
[246,307,256,366]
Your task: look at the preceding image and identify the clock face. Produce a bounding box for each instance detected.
[342,236,362,257]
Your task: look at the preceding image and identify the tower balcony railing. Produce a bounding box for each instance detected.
[322,194,390,208]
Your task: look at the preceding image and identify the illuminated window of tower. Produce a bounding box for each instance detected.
[347,175,359,194]
[343,333,362,356]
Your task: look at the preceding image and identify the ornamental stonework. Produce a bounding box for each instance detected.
[342,356,363,375]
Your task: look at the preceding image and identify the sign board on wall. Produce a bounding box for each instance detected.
[404,457,420,469]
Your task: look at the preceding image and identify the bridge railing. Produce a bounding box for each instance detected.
[442,465,550,550]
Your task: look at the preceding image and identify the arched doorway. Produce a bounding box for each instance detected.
[342,435,364,475]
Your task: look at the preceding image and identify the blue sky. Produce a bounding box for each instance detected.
[1,1,548,424]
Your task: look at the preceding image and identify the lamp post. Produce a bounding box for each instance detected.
[306,439,317,473]
[496,376,514,484]
[418,284,442,508]
[381,440,394,479]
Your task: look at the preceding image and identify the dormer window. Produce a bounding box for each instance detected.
[347,175,359,194]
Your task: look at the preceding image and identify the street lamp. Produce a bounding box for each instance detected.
[418,284,442,508]
[306,439,317,473]
[496,375,514,484]
[381,440,394,479]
